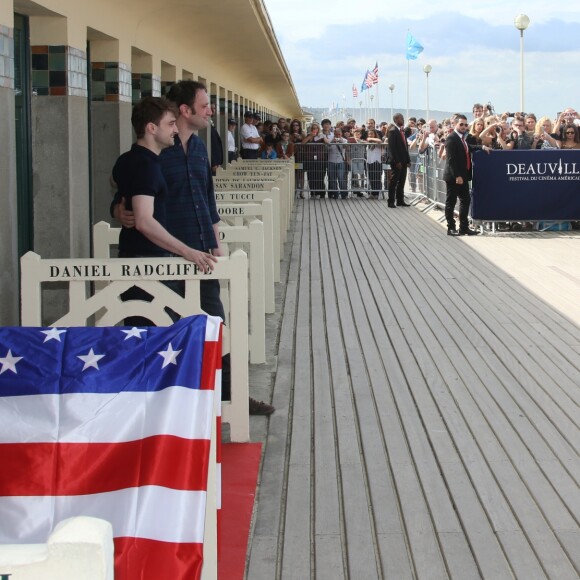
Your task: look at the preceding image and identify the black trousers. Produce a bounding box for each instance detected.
[242,148,259,159]
[445,180,471,231]
[121,279,231,400]
[388,163,408,204]
[305,160,327,197]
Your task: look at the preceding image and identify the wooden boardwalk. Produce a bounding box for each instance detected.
[245,198,580,580]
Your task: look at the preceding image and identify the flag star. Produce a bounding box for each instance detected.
[0,350,23,375]
[77,348,105,371]
[41,328,67,343]
[157,342,182,369]
[121,327,148,340]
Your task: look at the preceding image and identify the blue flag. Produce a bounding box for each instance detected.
[361,70,369,92]
[406,32,424,60]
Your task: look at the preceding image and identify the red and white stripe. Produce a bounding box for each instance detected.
[0,315,224,580]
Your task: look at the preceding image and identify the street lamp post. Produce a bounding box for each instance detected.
[423,64,432,120]
[514,13,530,112]
[388,84,395,122]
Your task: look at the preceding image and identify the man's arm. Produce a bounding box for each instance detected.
[212,223,224,257]
[112,196,136,228]
[132,195,217,273]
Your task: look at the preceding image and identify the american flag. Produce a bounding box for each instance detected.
[367,62,379,86]
[364,69,374,89]
[352,84,358,98]
[0,315,222,580]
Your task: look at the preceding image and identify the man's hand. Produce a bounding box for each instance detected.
[115,197,136,229]
[183,248,218,274]
[211,246,225,258]
[456,176,464,185]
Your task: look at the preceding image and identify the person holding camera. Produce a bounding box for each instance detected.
[534,117,561,149]
[327,127,349,199]
[554,109,579,139]
[303,122,329,198]
[504,116,538,150]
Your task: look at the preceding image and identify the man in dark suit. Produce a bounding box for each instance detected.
[210,103,224,175]
[443,114,491,236]
[387,113,411,207]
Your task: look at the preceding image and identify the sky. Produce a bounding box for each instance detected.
[264,1,580,120]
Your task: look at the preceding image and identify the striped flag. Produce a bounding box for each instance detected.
[368,62,379,86]
[352,84,358,98]
[0,315,222,580]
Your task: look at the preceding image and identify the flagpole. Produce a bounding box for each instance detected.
[365,91,368,124]
[406,59,410,121]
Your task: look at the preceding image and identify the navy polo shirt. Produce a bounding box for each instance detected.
[112,144,168,257]
[160,133,220,252]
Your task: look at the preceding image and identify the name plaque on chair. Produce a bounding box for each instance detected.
[43,259,213,280]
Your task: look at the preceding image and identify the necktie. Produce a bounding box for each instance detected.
[400,128,407,145]
[462,137,471,170]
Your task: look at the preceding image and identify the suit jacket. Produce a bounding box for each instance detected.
[387,125,411,164]
[210,125,224,167]
[443,131,482,182]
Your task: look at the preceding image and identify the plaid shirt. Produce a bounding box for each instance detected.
[160,133,220,251]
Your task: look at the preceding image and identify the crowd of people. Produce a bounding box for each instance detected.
[229,104,580,202]
[225,103,579,236]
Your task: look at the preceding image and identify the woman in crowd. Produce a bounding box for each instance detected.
[524,113,537,132]
[468,117,485,144]
[349,128,367,197]
[479,116,501,148]
[437,119,454,160]
[365,129,383,199]
[269,122,282,144]
[276,130,295,159]
[560,124,580,149]
[534,116,561,149]
[302,122,328,198]
[261,119,272,139]
[289,119,306,197]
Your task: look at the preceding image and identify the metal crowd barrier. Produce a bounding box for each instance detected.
[293,142,391,198]
[422,147,448,214]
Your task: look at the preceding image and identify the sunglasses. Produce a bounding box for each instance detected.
[565,131,575,135]
[457,123,469,127]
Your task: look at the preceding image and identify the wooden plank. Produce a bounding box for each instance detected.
[279,202,314,579]
[315,201,381,579]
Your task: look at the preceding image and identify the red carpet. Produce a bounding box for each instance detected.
[218,442,262,580]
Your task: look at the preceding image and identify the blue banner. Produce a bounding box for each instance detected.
[471,150,580,220]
